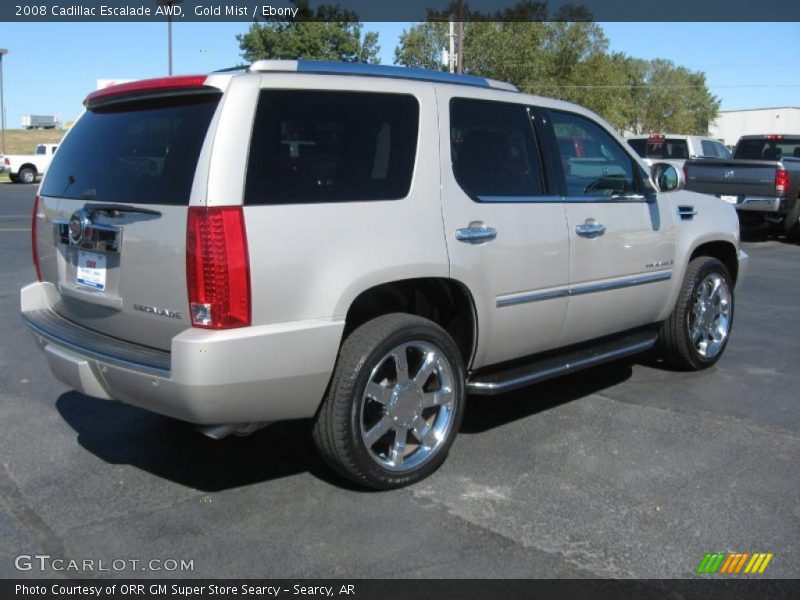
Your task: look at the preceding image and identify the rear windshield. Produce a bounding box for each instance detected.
[627,138,689,159]
[41,95,219,204]
[735,139,800,161]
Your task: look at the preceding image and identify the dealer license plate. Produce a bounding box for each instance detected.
[76,251,107,291]
[720,195,738,204]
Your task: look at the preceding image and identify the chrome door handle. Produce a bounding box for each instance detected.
[575,222,606,238]
[456,222,497,244]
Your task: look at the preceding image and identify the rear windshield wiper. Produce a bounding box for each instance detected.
[84,204,162,218]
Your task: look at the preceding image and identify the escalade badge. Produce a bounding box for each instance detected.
[68,210,91,245]
[133,304,183,320]
[723,169,735,180]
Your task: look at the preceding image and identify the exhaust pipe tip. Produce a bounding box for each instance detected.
[196,422,269,440]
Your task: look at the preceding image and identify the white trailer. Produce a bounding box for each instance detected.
[21,115,57,129]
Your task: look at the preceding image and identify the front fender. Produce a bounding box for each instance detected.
[657,191,741,322]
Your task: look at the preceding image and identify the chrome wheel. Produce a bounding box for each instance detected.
[19,168,35,184]
[360,340,456,472]
[689,273,731,359]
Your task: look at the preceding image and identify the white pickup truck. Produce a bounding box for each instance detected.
[2,143,59,183]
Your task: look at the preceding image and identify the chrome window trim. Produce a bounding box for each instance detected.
[476,194,563,204]
[561,194,648,204]
[474,194,648,204]
[496,270,672,307]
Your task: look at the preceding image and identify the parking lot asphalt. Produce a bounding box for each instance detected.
[0,183,797,580]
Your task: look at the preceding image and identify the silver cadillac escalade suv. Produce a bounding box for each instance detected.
[22,61,748,489]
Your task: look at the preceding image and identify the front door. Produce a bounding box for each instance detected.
[545,109,676,347]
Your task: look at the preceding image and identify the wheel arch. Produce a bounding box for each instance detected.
[17,163,38,178]
[689,240,739,286]
[342,277,478,368]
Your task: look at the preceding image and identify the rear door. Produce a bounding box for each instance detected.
[34,82,223,350]
[438,93,570,369]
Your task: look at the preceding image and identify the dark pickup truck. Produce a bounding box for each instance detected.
[684,134,800,239]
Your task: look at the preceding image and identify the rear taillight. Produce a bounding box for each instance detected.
[775,168,789,196]
[186,206,251,329]
[31,195,42,281]
[3,157,9,166]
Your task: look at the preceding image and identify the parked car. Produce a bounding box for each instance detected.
[684,134,800,239]
[22,62,747,489]
[3,143,59,183]
[627,133,731,170]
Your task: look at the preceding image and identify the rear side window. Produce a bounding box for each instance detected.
[649,138,689,159]
[245,91,419,205]
[627,138,646,157]
[700,140,718,157]
[41,95,220,204]
[713,142,732,159]
[450,98,545,199]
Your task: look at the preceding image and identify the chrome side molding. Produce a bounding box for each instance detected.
[496,270,672,307]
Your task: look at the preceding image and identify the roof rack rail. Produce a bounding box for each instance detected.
[212,65,249,73]
[248,59,518,92]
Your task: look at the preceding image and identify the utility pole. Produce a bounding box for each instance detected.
[0,49,7,155]
[156,0,183,75]
[448,19,455,74]
[456,0,464,74]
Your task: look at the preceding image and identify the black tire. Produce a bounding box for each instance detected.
[8,174,19,183]
[313,313,466,490]
[783,199,800,243]
[657,256,734,371]
[18,167,36,184]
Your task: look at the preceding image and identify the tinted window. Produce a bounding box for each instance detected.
[245,91,419,205]
[701,140,718,157]
[550,111,636,197]
[638,138,690,159]
[735,138,800,160]
[35,145,46,155]
[450,99,544,198]
[713,142,732,159]
[41,95,219,204]
[627,138,646,157]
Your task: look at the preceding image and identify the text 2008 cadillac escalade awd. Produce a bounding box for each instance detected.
[21,61,748,489]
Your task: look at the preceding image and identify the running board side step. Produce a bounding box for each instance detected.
[466,330,658,396]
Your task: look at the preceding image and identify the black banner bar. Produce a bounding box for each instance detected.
[2,0,799,22]
[3,579,800,600]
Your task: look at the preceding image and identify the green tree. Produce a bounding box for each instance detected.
[237,1,379,64]
[394,11,718,134]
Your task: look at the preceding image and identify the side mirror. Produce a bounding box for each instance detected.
[651,163,683,192]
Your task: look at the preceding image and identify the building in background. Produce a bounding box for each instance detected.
[710,107,800,148]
